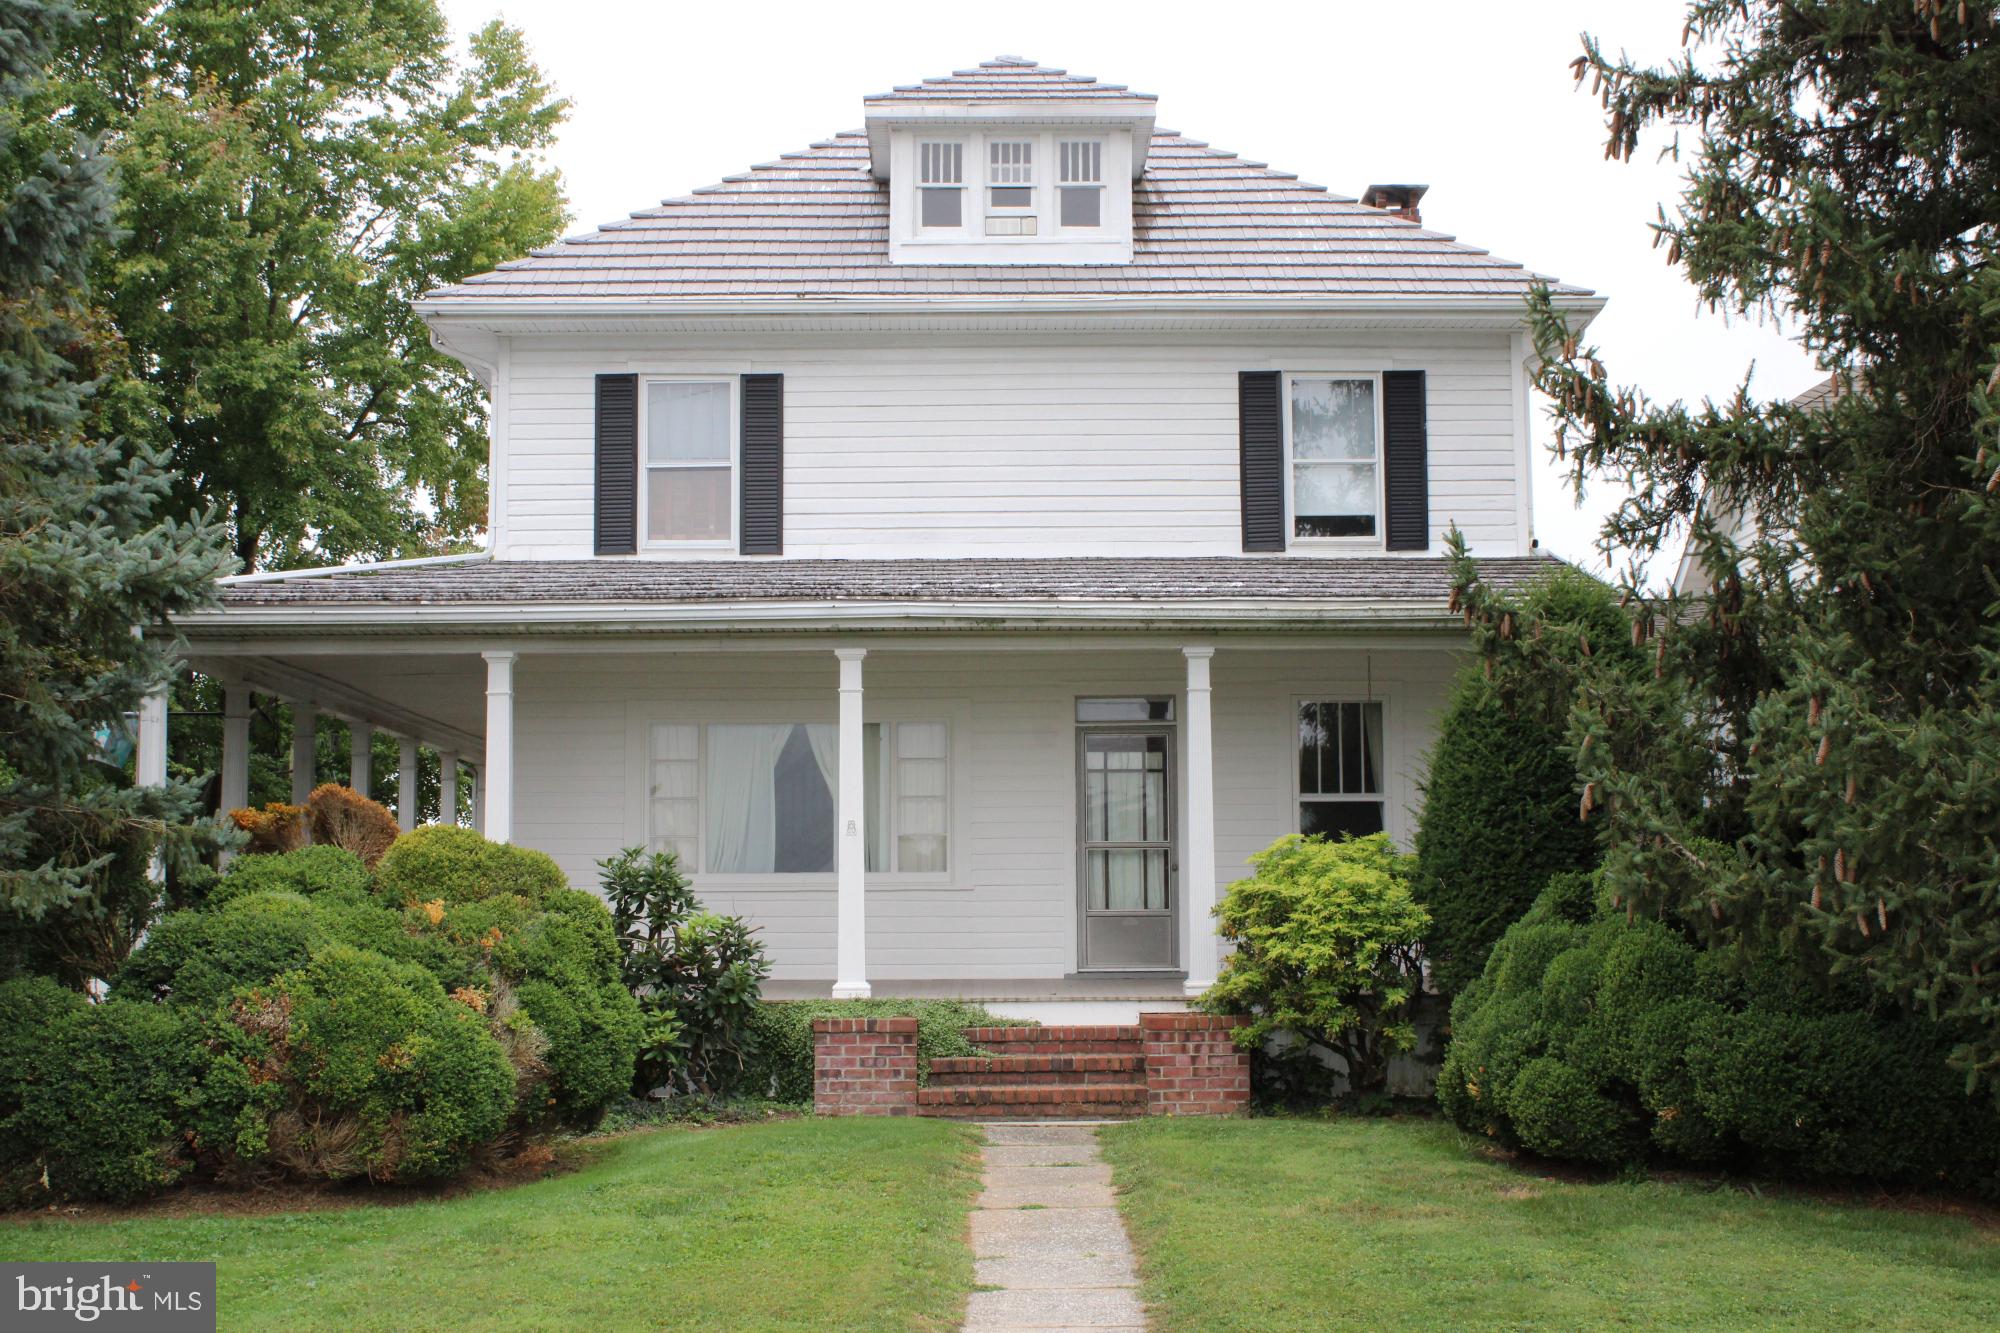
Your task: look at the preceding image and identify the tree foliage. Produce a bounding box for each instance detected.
[1415,569,1626,994]
[0,0,233,922]
[56,0,569,570]
[1452,1,2000,1090]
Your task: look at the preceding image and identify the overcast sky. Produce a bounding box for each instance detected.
[439,0,1823,574]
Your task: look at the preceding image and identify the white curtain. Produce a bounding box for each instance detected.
[802,724,838,807]
[704,725,793,874]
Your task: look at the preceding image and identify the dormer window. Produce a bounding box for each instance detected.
[987,141,1035,234]
[918,141,964,228]
[1058,140,1103,228]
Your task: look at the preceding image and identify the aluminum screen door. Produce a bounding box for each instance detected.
[1077,728,1177,970]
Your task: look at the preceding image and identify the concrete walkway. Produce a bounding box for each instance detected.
[964,1123,1147,1332]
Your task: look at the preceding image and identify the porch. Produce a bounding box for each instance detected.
[164,630,1457,1004]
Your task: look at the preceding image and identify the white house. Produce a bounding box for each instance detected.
[166,57,1601,1011]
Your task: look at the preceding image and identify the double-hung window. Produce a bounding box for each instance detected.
[1296,700,1385,839]
[1288,375,1381,540]
[644,380,732,544]
[918,141,964,228]
[1058,140,1103,228]
[986,140,1035,234]
[646,720,952,877]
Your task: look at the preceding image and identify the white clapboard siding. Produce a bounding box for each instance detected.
[510,644,1458,981]
[498,331,1525,560]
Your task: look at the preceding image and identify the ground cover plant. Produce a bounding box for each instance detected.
[1102,1116,2000,1332]
[0,1118,979,1332]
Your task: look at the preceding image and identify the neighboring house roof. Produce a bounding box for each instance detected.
[200,555,1562,626]
[422,58,1588,305]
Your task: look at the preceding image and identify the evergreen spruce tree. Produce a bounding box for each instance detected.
[1451,1,2000,1090]
[0,0,233,939]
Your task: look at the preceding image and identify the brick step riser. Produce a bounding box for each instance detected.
[963,1026,1142,1044]
[917,1085,1146,1109]
[967,1041,1145,1057]
[928,1070,1145,1088]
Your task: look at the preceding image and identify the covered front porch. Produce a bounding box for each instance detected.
[173,621,1459,1005]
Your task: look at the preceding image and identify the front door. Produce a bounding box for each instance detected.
[1077,728,1177,971]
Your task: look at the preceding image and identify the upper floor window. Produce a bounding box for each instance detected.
[986,140,1035,234]
[918,141,964,228]
[644,380,733,544]
[1058,140,1103,228]
[1288,375,1380,540]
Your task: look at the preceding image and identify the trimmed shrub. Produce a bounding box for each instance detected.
[1415,694,1596,996]
[374,825,567,907]
[3,991,203,1203]
[116,893,324,1010]
[1439,880,2000,1196]
[306,784,399,868]
[202,946,516,1182]
[1198,833,1430,1098]
[601,847,768,1097]
[207,845,371,908]
[743,999,1033,1104]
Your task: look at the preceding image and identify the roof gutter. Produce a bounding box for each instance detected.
[177,596,1471,637]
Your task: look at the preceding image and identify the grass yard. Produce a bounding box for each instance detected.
[1101,1116,2000,1332]
[1,1118,978,1332]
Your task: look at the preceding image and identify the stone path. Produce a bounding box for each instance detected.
[963,1123,1147,1332]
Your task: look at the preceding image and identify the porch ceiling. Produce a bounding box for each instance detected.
[188,650,487,753]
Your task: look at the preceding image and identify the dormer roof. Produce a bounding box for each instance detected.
[860,56,1157,179]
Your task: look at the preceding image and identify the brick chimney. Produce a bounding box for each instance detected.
[1360,183,1428,224]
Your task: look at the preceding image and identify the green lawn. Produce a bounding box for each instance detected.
[1,1118,978,1332]
[1101,1116,2000,1332]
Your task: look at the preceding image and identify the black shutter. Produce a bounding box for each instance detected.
[594,373,638,555]
[1382,369,1429,551]
[1238,371,1284,552]
[739,373,784,555]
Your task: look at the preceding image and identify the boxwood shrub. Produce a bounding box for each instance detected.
[1439,874,2000,1196]
[743,999,1035,1104]
[199,946,516,1182]
[374,826,567,906]
[1,980,204,1203]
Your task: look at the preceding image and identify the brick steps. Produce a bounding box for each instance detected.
[960,1025,1144,1056]
[814,1014,1248,1118]
[928,1054,1143,1087]
[916,1082,1148,1119]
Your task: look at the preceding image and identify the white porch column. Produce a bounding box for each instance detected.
[482,650,516,844]
[438,751,459,827]
[832,648,870,999]
[219,680,252,816]
[467,766,483,834]
[348,722,373,797]
[1182,647,1219,996]
[289,702,317,806]
[137,685,169,884]
[397,735,421,832]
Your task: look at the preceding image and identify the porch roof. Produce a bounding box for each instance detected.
[192,554,1562,634]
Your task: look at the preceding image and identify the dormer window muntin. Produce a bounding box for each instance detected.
[987,140,1034,209]
[917,141,965,229]
[1058,139,1104,228]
